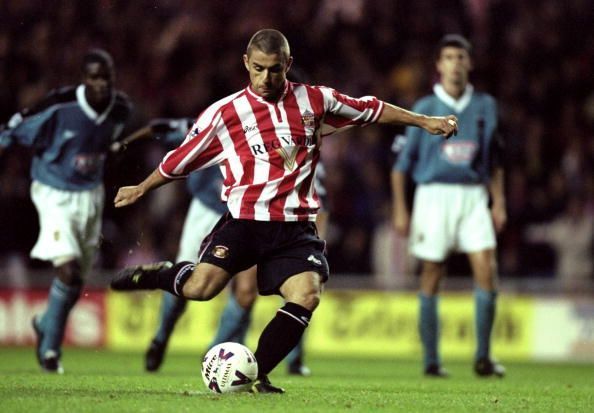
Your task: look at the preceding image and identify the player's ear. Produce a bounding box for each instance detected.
[243,54,250,71]
[285,56,293,74]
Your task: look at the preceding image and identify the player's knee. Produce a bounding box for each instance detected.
[57,261,84,286]
[290,289,320,312]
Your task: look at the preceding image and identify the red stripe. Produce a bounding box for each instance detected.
[271,87,312,220]
[220,97,254,219]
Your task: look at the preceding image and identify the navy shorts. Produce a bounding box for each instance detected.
[198,213,329,296]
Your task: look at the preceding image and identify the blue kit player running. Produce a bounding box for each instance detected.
[391,35,506,378]
[110,29,457,394]
[0,49,133,373]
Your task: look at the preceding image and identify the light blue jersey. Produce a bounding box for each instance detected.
[152,118,227,214]
[393,84,498,184]
[0,85,132,191]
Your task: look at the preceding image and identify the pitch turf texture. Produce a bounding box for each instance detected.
[1,348,591,412]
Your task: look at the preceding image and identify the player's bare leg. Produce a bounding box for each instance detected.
[419,260,448,377]
[468,249,505,377]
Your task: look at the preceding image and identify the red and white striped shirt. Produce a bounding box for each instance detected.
[159,81,384,221]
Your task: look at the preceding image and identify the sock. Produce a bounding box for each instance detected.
[209,294,251,347]
[39,278,82,357]
[475,287,497,361]
[154,292,187,344]
[155,261,195,296]
[419,293,440,368]
[254,302,311,378]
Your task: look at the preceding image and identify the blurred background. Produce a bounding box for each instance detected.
[0,0,592,360]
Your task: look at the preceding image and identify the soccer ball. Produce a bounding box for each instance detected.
[201,342,258,393]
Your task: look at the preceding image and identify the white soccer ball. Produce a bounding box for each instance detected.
[201,342,258,393]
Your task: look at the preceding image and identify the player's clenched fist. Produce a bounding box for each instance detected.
[424,115,458,138]
[114,185,144,208]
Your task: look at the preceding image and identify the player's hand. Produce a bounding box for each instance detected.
[393,209,410,237]
[491,202,507,233]
[114,185,144,208]
[424,115,458,139]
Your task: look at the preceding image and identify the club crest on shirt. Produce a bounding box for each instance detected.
[301,110,315,128]
[275,146,299,171]
[212,245,229,259]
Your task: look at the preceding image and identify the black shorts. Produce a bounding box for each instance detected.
[198,213,329,296]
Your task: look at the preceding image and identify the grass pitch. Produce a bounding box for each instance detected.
[0,348,592,412]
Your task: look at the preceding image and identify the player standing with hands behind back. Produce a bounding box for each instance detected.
[110,29,458,393]
[0,49,132,373]
[392,35,506,377]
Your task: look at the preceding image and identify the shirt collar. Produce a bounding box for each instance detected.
[433,83,474,113]
[246,81,290,104]
[76,84,115,124]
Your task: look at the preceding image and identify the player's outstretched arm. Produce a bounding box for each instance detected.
[110,125,153,152]
[114,168,170,208]
[378,103,458,138]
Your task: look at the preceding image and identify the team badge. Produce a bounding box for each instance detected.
[212,245,229,259]
[301,110,315,128]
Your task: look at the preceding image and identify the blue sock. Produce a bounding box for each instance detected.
[209,294,251,347]
[475,287,497,361]
[154,292,187,344]
[39,278,81,356]
[419,293,440,368]
[285,335,305,366]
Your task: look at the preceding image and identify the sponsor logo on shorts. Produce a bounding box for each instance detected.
[307,254,322,266]
[212,245,229,259]
[54,231,60,241]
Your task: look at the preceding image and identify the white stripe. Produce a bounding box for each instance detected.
[278,309,309,326]
[233,95,272,220]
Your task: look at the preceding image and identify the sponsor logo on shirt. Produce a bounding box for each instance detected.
[441,141,478,164]
[307,254,322,266]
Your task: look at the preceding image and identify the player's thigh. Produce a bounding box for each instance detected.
[409,185,455,262]
[177,199,223,262]
[183,262,233,300]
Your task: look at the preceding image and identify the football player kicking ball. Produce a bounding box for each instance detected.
[117,118,318,376]
[392,34,506,378]
[110,29,457,394]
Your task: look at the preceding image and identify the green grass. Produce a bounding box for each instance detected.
[0,348,592,413]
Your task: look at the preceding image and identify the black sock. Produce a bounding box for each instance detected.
[254,302,312,378]
[156,261,195,297]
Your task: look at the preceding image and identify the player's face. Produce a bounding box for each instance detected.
[83,62,114,108]
[244,49,292,101]
[436,46,472,86]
